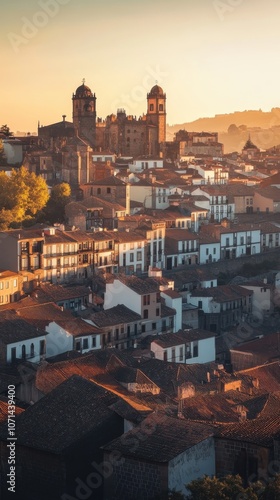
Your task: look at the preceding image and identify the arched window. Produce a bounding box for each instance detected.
[149,104,154,112]
[30,343,35,358]
[22,345,26,360]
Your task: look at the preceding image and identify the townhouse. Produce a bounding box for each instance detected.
[102,275,177,339]
[190,284,253,333]
[128,156,163,173]
[0,270,23,305]
[200,221,261,259]
[254,186,280,213]
[165,228,198,269]
[259,221,280,251]
[191,185,235,222]
[150,329,216,365]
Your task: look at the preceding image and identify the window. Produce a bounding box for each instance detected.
[130,253,134,262]
[5,281,9,289]
[143,295,150,306]
[193,341,198,358]
[30,343,35,358]
[156,308,160,316]
[40,340,45,355]
[83,338,89,350]
[198,300,202,309]
[150,104,154,111]
[0,282,2,290]
[163,351,167,361]
[127,325,130,338]
[97,188,101,195]
[107,187,111,194]
[130,242,134,250]
[115,328,119,340]
[22,345,26,360]
[75,340,81,351]
[13,279,17,288]
[152,322,156,330]
[11,347,16,362]
[159,104,163,112]
[179,346,183,362]
[171,348,176,362]
[143,309,148,319]
[137,251,142,261]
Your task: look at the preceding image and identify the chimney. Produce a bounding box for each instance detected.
[207,372,211,383]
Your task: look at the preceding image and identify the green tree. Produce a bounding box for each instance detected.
[43,182,71,223]
[0,167,49,227]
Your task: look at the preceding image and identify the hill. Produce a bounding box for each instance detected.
[166,108,280,153]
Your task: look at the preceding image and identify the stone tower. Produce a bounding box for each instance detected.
[72,80,96,148]
[146,84,166,155]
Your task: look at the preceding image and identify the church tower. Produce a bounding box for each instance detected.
[146,84,166,156]
[72,80,96,147]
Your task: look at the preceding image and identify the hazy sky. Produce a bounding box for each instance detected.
[1,0,280,133]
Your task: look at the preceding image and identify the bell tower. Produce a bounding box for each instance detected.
[147,84,166,155]
[72,79,97,147]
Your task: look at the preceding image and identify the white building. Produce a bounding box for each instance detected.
[128,157,163,173]
[150,329,216,364]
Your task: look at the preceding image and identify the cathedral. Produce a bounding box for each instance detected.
[39,80,167,157]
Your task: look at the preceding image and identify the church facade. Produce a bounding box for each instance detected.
[39,81,167,158]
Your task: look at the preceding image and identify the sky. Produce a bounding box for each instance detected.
[1,0,280,134]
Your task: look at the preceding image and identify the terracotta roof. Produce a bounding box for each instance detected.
[165,228,198,241]
[0,310,46,344]
[103,413,214,462]
[191,284,253,302]
[216,396,280,446]
[116,275,159,295]
[0,398,25,424]
[0,376,119,453]
[32,283,91,303]
[230,332,280,360]
[91,304,141,328]
[151,329,214,348]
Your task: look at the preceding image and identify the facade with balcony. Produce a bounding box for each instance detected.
[165,228,198,270]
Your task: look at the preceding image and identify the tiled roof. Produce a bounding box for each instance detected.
[116,275,159,295]
[0,376,119,453]
[0,311,46,344]
[0,398,24,423]
[103,413,214,462]
[151,329,214,348]
[216,397,280,446]
[91,304,141,327]
[191,284,253,302]
[32,283,91,303]
[237,362,280,393]
[1,301,101,337]
[165,228,198,241]
[230,332,280,359]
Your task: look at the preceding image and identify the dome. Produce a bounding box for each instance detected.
[149,84,164,96]
[74,83,93,98]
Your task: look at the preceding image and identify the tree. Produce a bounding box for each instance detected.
[228,124,240,135]
[187,475,259,500]
[0,124,13,137]
[0,167,49,227]
[43,182,71,223]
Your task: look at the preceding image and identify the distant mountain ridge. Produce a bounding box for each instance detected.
[166,108,280,153]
